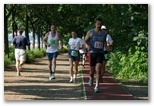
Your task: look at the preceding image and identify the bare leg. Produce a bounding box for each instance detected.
[69,58,73,82]
[52,58,56,73]
[94,63,102,92]
[88,66,95,86]
[19,60,25,72]
[82,54,85,67]
[74,61,79,75]
[16,60,20,76]
[95,63,102,86]
[101,61,107,82]
[74,61,79,82]
[19,60,25,66]
[48,60,52,73]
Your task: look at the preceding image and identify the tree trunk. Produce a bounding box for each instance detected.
[37,26,40,50]
[25,12,30,50]
[4,4,9,57]
[12,10,15,38]
[32,30,35,49]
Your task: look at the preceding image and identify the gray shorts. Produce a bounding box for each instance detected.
[15,49,26,61]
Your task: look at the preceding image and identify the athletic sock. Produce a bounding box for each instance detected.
[95,84,98,89]
[52,72,55,75]
[90,74,94,79]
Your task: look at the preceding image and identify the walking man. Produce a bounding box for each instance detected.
[43,24,63,80]
[12,29,30,76]
[85,18,107,93]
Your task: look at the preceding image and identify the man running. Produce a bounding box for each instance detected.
[43,24,63,80]
[12,29,30,76]
[85,18,107,93]
[100,25,113,82]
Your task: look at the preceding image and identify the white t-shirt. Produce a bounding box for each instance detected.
[79,39,86,54]
[106,34,113,45]
[46,31,59,53]
[104,34,113,51]
[68,37,83,50]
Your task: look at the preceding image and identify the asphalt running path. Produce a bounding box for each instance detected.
[4,53,135,100]
[81,59,135,100]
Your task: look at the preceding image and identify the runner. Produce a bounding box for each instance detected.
[43,24,63,80]
[100,25,113,82]
[68,31,84,83]
[85,18,107,93]
[11,29,30,76]
[79,36,87,68]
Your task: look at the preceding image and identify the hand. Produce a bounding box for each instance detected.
[75,48,79,50]
[86,46,90,52]
[106,46,110,52]
[47,43,50,47]
[11,43,14,46]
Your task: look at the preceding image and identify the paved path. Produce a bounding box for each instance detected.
[82,65,135,100]
[4,53,84,100]
[4,53,135,100]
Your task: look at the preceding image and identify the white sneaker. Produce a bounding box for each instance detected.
[17,72,21,76]
[51,74,55,79]
[49,76,52,80]
[94,87,99,93]
[69,78,73,83]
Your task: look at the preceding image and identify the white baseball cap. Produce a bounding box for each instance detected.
[101,25,106,29]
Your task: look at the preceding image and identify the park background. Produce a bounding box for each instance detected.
[1,2,152,105]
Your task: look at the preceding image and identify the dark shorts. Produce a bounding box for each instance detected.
[68,50,80,61]
[89,53,104,67]
[46,52,58,60]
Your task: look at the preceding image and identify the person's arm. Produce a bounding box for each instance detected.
[24,37,30,45]
[68,39,71,50]
[43,32,50,47]
[11,37,16,46]
[79,39,84,50]
[85,30,92,51]
[58,33,63,49]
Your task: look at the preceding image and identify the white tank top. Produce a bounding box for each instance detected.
[46,31,59,53]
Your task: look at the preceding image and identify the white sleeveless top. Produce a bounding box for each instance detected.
[46,31,59,53]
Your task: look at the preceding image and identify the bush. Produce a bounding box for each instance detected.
[107,46,148,84]
[32,49,43,58]
[59,47,68,54]
[26,50,35,63]
[40,48,46,56]
[4,55,11,67]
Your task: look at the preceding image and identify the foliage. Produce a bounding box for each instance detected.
[4,55,12,67]
[25,50,35,63]
[107,45,148,84]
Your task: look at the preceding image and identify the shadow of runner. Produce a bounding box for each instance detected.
[4,84,83,100]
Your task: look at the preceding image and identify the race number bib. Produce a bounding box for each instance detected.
[49,40,57,45]
[94,41,103,49]
[104,53,109,59]
[71,50,78,56]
